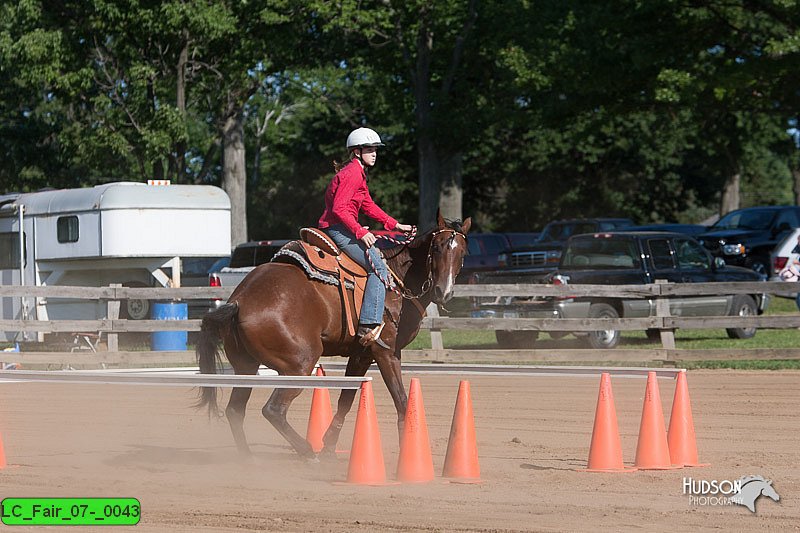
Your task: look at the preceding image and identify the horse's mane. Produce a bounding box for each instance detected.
[380,218,468,264]
[407,218,468,249]
[740,475,768,486]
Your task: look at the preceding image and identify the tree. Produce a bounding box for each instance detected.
[311,0,485,228]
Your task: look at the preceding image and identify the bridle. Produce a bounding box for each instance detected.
[368,227,467,301]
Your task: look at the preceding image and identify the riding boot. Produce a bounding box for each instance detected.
[357,323,390,350]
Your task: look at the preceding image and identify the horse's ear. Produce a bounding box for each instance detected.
[461,217,472,234]
[436,209,446,229]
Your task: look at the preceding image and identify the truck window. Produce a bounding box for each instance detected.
[774,209,800,230]
[675,238,710,270]
[647,239,675,270]
[714,209,774,231]
[229,246,256,268]
[57,216,79,243]
[0,232,25,269]
[541,223,595,242]
[254,245,281,266]
[563,238,639,268]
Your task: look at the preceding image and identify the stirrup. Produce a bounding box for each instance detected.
[358,323,390,349]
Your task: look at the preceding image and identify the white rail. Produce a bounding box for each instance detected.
[0,370,370,389]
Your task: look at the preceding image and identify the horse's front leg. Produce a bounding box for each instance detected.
[373,349,407,444]
[320,353,373,458]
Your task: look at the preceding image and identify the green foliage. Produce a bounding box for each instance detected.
[1,0,799,236]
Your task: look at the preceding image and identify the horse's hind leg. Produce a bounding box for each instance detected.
[227,386,255,455]
[262,387,315,459]
[226,350,260,455]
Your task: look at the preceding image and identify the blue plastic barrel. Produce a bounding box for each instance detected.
[151,302,188,351]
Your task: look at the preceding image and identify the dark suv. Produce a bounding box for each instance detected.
[698,206,800,275]
[499,218,634,271]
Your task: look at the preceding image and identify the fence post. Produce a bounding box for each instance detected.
[426,303,444,351]
[654,280,675,350]
[107,283,121,352]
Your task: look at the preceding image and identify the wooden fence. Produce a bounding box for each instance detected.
[2,281,800,367]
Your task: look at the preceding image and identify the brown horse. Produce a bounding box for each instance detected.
[196,211,471,458]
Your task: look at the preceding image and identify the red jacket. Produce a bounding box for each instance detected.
[318,160,397,239]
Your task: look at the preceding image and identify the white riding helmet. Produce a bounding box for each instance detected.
[346,127,385,150]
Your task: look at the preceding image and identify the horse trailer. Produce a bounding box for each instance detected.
[0,182,231,343]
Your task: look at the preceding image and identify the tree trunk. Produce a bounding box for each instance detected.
[415,16,439,231]
[222,113,248,246]
[719,172,740,215]
[418,137,440,231]
[439,151,463,222]
[173,36,189,181]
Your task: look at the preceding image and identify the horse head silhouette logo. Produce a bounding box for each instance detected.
[730,475,780,513]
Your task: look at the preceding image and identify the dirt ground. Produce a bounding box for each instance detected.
[0,368,797,532]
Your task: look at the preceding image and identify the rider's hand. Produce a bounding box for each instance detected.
[361,232,377,248]
[395,223,413,233]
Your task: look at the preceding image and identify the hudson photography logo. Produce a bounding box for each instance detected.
[683,475,781,513]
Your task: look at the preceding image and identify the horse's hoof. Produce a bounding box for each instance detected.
[318,447,337,461]
[305,455,321,464]
[236,452,255,464]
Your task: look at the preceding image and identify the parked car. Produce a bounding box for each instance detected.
[497,218,634,272]
[209,239,290,289]
[697,206,800,275]
[472,231,769,349]
[504,232,541,248]
[460,232,540,282]
[180,256,230,318]
[623,223,707,236]
[768,227,800,298]
[461,233,512,282]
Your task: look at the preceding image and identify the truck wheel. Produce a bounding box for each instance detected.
[584,303,620,349]
[120,282,151,320]
[726,295,757,339]
[495,331,539,348]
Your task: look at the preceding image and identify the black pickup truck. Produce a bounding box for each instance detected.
[498,218,633,272]
[472,231,769,349]
[697,205,800,275]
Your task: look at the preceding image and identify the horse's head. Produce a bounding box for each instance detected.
[427,210,471,304]
[761,481,780,502]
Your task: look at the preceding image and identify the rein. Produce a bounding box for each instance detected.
[367,227,467,301]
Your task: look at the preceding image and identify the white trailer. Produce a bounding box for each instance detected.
[0,182,231,342]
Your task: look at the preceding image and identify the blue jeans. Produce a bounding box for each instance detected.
[324,225,389,325]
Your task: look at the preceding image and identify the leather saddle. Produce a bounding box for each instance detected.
[286,228,370,339]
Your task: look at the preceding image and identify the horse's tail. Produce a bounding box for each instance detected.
[195,302,240,417]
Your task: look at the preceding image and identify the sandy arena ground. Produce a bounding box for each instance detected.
[0,368,797,532]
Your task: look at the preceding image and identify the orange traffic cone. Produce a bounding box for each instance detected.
[581,372,636,472]
[396,378,435,483]
[667,371,708,467]
[635,371,680,470]
[306,367,333,453]
[343,381,389,485]
[442,380,481,483]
